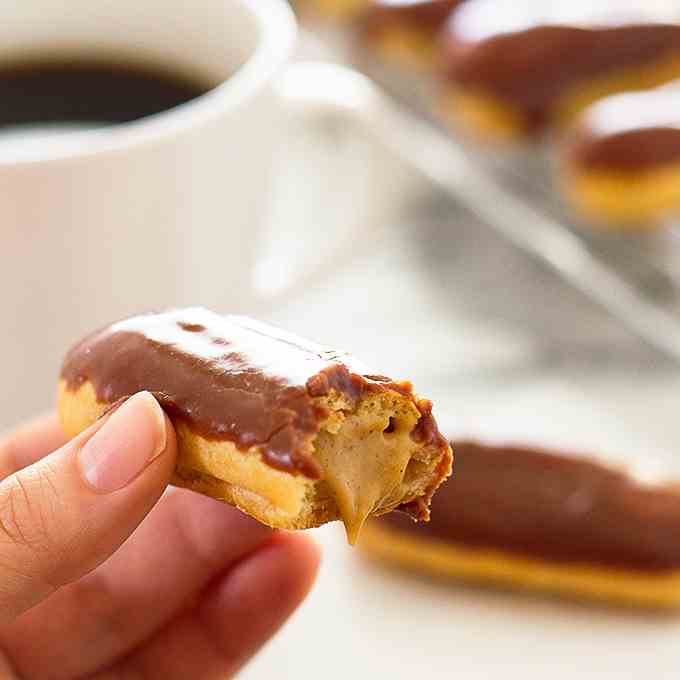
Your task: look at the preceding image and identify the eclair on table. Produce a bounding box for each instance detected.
[361,440,680,607]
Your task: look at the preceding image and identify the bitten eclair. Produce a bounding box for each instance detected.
[359,1,464,70]
[58,308,452,544]
[440,0,680,141]
[360,440,680,607]
[560,84,680,225]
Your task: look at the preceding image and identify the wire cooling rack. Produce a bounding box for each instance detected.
[298,23,680,362]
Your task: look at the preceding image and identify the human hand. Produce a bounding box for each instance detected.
[0,392,320,679]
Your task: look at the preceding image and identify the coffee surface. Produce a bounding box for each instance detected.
[0,59,210,128]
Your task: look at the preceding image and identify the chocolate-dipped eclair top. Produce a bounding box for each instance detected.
[381,441,680,571]
[565,84,680,171]
[442,0,680,129]
[61,308,447,479]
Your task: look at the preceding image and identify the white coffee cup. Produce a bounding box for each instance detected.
[0,0,420,427]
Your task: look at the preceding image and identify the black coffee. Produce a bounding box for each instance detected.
[0,60,211,128]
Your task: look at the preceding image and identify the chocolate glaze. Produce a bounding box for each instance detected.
[566,86,680,171]
[61,308,448,479]
[362,1,464,34]
[442,1,680,130]
[381,441,680,571]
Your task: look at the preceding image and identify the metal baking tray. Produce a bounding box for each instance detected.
[297,21,680,363]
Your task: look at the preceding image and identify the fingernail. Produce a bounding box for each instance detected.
[79,391,167,493]
[97,395,131,421]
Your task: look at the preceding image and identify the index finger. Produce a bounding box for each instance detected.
[0,412,67,480]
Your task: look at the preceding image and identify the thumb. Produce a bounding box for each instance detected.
[0,391,177,622]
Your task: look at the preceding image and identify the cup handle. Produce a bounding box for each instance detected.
[252,61,425,304]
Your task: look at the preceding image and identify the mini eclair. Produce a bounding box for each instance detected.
[361,440,680,607]
[440,0,680,141]
[58,308,452,544]
[560,83,680,225]
[294,0,368,22]
[359,1,464,70]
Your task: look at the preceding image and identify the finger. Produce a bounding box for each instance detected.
[0,650,18,677]
[2,490,272,680]
[0,413,66,480]
[99,533,321,680]
[0,391,176,623]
